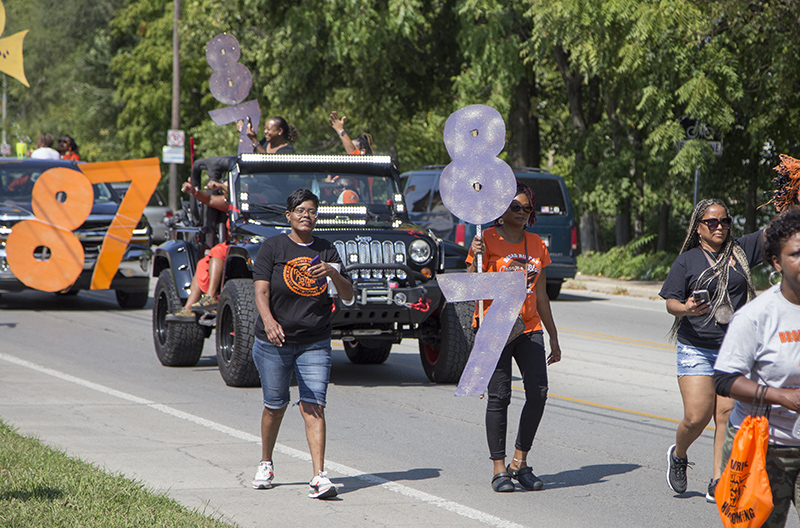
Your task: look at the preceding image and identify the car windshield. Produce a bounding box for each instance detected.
[0,164,115,204]
[237,171,399,212]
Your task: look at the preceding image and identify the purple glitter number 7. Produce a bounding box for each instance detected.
[439,105,522,396]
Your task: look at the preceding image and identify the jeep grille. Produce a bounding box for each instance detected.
[333,240,407,280]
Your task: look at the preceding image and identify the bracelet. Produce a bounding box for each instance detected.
[192,189,199,196]
[338,130,346,137]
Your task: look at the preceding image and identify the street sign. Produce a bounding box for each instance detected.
[167,130,185,147]
[162,145,184,164]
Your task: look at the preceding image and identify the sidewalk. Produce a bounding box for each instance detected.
[563,273,663,300]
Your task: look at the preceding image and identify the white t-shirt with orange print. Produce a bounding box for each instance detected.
[466,226,551,333]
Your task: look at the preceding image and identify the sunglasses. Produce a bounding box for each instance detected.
[509,202,533,214]
[699,217,732,230]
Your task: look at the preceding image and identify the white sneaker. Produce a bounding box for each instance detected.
[309,471,338,499]
[252,461,274,489]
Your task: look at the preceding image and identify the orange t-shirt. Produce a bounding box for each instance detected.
[465,227,551,333]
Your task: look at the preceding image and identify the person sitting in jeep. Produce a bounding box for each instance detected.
[167,179,229,321]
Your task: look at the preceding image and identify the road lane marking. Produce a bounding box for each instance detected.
[0,353,525,528]
[560,327,674,350]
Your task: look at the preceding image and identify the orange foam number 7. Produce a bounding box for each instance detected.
[437,272,527,397]
[6,158,161,292]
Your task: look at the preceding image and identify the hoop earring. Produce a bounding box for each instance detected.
[497,218,504,225]
[769,270,782,285]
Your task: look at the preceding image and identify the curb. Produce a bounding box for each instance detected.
[563,273,663,300]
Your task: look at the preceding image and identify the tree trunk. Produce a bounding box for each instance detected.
[745,161,758,233]
[616,198,631,246]
[657,201,670,251]
[508,71,540,168]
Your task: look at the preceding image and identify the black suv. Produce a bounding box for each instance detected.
[401,166,578,299]
[0,158,152,307]
[152,155,473,386]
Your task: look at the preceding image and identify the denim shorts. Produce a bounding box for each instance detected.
[676,341,719,377]
[252,337,332,409]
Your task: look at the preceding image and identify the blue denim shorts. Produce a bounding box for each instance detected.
[676,342,719,377]
[252,337,332,409]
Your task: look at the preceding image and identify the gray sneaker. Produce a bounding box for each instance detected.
[666,444,693,494]
[706,478,719,503]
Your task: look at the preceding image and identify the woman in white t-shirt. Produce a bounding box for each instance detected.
[714,208,800,526]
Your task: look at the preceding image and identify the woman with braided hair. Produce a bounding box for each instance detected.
[659,198,763,503]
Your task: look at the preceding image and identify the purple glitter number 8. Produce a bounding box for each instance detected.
[440,105,516,225]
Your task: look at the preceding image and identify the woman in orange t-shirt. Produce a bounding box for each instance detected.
[466,181,562,493]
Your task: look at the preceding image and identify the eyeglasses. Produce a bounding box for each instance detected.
[699,217,732,230]
[293,207,318,218]
[509,202,533,214]
[335,182,355,190]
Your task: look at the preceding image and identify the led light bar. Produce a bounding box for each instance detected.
[316,218,366,226]
[318,205,368,215]
[240,154,393,165]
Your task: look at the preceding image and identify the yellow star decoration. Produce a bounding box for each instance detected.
[0,0,29,87]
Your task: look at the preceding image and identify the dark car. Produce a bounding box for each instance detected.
[152,155,474,386]
[111,182,172,244]
[0,158,153,307]
[401,166,578,299]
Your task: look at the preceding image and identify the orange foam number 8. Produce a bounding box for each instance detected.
[6,168,94,292]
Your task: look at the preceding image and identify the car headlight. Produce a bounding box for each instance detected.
[408,239,432,264]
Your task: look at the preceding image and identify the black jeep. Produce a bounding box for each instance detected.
[152,154,473,386]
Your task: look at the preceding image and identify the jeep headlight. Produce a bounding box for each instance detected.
[408,239,432,265]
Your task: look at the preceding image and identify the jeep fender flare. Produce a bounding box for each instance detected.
[221,245,253,289]
[152,240,197,303]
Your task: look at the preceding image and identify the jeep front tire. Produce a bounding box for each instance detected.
[216,278,260,387]
[418,301,474,383]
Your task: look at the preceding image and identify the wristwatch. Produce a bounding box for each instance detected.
[338,130,346,137]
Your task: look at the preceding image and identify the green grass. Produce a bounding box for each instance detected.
[0,420,235,528]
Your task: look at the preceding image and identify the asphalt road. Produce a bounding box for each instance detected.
[1,284,796,528]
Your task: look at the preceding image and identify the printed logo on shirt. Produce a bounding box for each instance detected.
[284,256,326,297]
[498,254,541,292]
[780,329,800,343]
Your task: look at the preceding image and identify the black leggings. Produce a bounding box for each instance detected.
[486,330,549,461]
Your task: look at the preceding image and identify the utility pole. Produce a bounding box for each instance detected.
[169,0,181,211]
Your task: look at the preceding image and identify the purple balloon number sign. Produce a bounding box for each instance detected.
[205,33,262,154]
[437,104,524,397]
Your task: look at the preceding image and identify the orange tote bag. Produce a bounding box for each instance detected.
[717,386,774,528]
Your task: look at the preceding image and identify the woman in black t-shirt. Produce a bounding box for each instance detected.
[659,198,761,502]
[250,189,353,499]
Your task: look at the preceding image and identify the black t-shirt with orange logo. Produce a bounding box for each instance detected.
[253,233,346,345]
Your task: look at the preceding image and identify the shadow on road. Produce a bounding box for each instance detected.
[553,292,611,303]
[334,467,442,495]
[540,463,640,489]
[0,290,153,311]
[329,351,433,388]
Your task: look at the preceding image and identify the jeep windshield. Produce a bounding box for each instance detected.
[235,171,401,226]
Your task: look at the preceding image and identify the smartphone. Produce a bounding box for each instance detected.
[692,289,710,304]
[246,115,252,129]
[309,255,326,287]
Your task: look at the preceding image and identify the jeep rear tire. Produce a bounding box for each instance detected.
[545,281,562,300]
[117,290,149,309]
[343,339,392,364]
[152,270,205,366]
[216,278,260,387]
[419,301,474,383]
